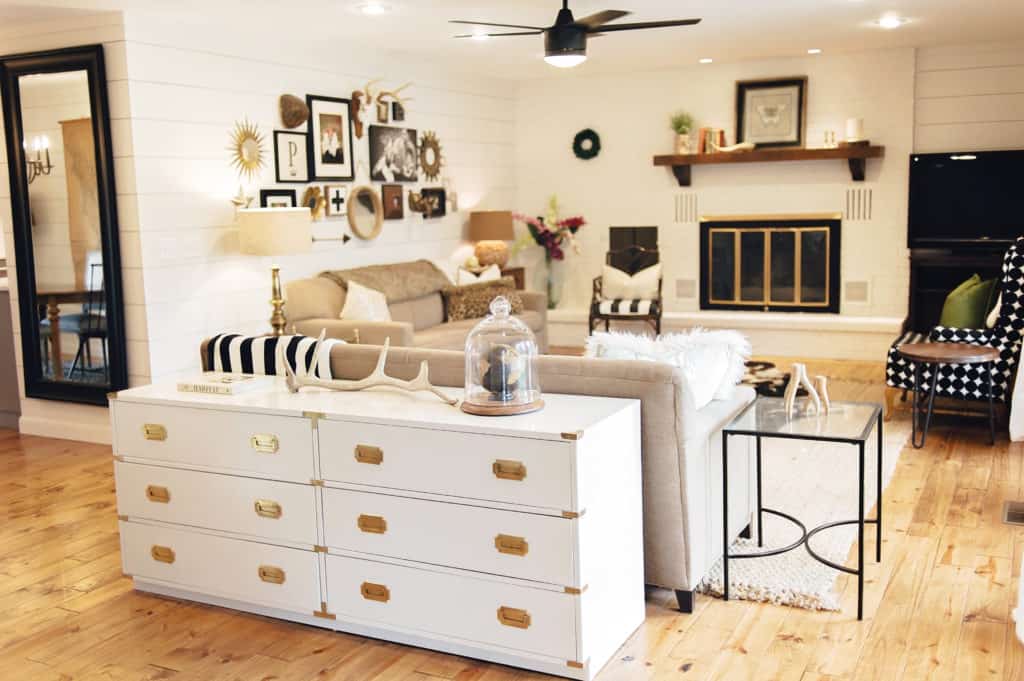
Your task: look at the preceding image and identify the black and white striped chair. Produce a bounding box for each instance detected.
[884,236,1024,419]
[589,245,662,335]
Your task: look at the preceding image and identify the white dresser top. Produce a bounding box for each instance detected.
[115,379,638,442]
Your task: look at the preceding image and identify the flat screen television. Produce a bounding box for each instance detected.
[908,149,1024,248]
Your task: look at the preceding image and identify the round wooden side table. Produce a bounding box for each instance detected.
[897,342,998,448]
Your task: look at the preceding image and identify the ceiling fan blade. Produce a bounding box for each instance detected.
[453,31,544,38]
[449,20,547,31]
[586,18,702,32]
[575,10,630,28]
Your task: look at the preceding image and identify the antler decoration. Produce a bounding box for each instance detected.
[351,79,383,139]
[376,82,413,106]
[284,332,458,406]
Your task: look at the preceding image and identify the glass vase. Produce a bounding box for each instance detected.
[546,255,567,310]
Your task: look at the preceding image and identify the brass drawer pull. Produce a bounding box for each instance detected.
[354,445,383,465]
[254,499,283,519]
[150,545,175,564]
[497,606,531,629]
[361,581,390,603]
[495,534,529,556]
[357,514,387,534]
[145,485,170,503]
[258,565,286,584]
[492,460,526,481]
[250,434,279,454]
[142,424,167,441]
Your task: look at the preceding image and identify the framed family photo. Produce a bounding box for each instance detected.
[736,76,807,148]
[368,125,419,183]
[259,188,297,208]
[306,95,354,181]
[273,131,308,183]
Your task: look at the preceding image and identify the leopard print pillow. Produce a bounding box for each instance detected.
[443,277,524,322]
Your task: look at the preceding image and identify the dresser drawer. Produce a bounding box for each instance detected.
[113,401,314,482]
[318,420,574,511]
[323,488,576,586]
[325,555,577,660]
[121,521,321,615]
[115,461,318,546]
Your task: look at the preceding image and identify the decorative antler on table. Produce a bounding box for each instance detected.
[283,332,458,406]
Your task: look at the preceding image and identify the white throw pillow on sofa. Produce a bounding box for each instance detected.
[601,263,661,300]
[456,264,501,285]
[340,281,392,322]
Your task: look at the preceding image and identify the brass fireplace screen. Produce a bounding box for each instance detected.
[699,216,841,313]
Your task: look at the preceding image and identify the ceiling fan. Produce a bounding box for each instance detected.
[451,1,701,68]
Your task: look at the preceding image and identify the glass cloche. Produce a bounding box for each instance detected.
[461,296,543,416]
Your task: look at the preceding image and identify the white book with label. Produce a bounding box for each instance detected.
[176,372,275,395]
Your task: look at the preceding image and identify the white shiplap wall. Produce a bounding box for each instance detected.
[915,41,1024,152]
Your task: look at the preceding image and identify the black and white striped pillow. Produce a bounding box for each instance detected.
[205,334,342,379]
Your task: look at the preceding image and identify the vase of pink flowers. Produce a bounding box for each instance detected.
[513,196,585,309]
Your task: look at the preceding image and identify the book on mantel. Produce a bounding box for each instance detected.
[176,372,276,396]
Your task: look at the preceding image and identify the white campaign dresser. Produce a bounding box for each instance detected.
[110,380,643,680]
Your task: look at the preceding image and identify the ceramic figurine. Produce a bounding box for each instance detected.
[783,362,822,417]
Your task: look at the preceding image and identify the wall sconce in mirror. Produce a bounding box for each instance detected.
[25,135,53,184]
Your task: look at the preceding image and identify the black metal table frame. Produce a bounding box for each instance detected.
[722,402,883,621]
[909,359,996,448]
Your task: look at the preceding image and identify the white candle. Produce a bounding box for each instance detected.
[846,118,864,142]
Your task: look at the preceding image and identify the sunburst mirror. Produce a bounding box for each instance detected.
[228,118,266,181]
[419,130,443,182]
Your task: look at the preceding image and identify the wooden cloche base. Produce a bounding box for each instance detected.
[460,399,545,417]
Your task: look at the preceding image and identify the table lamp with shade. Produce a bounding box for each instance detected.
[238,207,311,336]
[468,210,515,268]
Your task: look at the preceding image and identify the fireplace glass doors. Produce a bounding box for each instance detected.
[700,215,840,313]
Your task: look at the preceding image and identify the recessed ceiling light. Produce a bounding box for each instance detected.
[352,1,392,16]
[699,58,713,64]
[807,48,822,55]
[877,14,906,29]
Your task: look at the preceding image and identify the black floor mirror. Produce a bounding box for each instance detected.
[1,45,127,405]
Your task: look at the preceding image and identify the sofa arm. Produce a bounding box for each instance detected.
[520,290,547,320]
[292,318,415,347]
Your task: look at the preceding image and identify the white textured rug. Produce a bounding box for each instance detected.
[698,417,910,611]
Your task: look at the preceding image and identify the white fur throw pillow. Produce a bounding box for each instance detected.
[340,281,392,322]
[601,263,661,300]
[584,328,751,408]
[456,264,501,286]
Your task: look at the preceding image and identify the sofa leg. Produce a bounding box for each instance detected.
[884,386,900,422]
[675,589,696,613]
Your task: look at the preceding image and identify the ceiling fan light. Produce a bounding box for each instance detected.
[544,25,587,68]
[544,53,587,68]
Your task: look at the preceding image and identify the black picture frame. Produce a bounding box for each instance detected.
[391,101,405,122]
[382,184,403,220]
[306,94,354,181]
[368,125,419,183]
[273,130,308,184]
[259,188,297,208]
[0,44,128,405]
[421,187,447,219]
[736,76,807,148]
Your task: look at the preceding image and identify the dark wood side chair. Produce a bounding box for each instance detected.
[589,245,663,336]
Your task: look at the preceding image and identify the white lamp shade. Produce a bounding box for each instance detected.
[238,208,312,256]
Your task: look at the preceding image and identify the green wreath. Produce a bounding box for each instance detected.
[572,128,601,160]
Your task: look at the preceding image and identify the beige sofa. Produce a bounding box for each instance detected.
[200,339,755,611]
[285,260,548,352]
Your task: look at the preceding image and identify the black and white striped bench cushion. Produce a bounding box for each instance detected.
[597,299,656,316]
[205,334,343,379]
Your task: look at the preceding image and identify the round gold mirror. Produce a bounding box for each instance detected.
[228,118,266,181]
[348,185,383,240]
[419,131,443,182]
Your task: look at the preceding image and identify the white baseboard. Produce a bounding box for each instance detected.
[18,415,112,444]
[550,309,903,361]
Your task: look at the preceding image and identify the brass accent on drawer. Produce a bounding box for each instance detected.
[560,430,583,441]
[492,459,526,481]
[113,455,125,462]
[117,514,129,522]
[494,534,529,556]
[314,545,327,553]
[106,391,119,400]
[497,606,531,629]
[302,411,325,428]
[567,661,584,669]
[354,445,383,465]
[142,424,167,441]
[254,499,282,519]
[361,581,390,603]
[145,485,171,504]
[314,601,337,620]
[564,585,588,595]
[250,433,280,454]
[258,565,286,584]
[561,509,585,519]
[311,479,324,487]
[357,514,387,534]
[150,545,175,564]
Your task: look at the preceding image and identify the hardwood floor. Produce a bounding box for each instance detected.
[0,357,1022,680]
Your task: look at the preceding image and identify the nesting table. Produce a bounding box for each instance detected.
[721,397,883,620]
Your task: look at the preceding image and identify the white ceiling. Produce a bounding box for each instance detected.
[4,0,1024,79]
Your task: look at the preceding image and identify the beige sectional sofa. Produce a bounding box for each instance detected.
[285,260,549,352]
[200,338,755,610]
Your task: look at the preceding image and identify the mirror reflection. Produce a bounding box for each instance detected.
[348,186,382,240]
[20,70,109,386]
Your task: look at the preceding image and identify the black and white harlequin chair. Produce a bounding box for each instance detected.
[589,245,662,335]
[884,236,1024,420]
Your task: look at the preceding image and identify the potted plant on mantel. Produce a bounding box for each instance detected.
[670,111,694,154]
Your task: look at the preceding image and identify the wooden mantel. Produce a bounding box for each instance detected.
[653,145,885,186]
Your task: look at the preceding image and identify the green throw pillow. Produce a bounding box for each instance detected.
[939,274,995,328]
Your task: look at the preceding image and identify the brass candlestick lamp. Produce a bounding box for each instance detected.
[238,208,312,335]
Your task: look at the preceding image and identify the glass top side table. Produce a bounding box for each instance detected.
[721,396,883,620]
